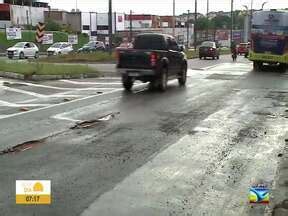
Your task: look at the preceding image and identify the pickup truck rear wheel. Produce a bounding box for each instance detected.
[158,68,168,91]
[122,75,133,91]
[178,64,187,86]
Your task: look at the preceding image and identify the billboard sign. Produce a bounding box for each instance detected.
[68,35,78,44]
[42,33,53,45]
[216,30,229,40]
[6,28,22,40]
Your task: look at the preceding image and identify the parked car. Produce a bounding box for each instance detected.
[237,42,250,56]
[199,41,220,60]
[116,33,187,91]
[47,42,73,56]
[116,42,133,50]
[7,42,39,59]
[77,41,105,53]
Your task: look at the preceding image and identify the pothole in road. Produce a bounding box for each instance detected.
[0,139,45,156]
[253,111,280,119]
[70,112,120,129]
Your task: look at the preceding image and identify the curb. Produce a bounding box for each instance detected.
[0,71,101,81]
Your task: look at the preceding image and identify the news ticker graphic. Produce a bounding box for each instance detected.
[16,180,51,204]
[249,183,269,204]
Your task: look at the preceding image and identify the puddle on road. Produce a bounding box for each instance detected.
[206,74,244,80]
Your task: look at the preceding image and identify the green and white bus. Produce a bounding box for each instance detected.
[249,10,288,71]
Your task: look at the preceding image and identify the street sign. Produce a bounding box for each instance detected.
[42,33,53,45]
[36,22,45,43]
[6,28,22,40]
[68,35,78,44]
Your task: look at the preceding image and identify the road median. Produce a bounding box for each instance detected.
[35,52,116,64]
[0,60,100,81]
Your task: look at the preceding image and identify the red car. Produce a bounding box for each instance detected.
[237,43,250,55]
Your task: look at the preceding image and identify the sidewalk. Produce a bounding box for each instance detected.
[270,138,288,216]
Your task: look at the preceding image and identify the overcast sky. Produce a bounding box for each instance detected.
[46,0,288,15]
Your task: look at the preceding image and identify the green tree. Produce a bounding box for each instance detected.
[211,15,231,29]
[45,19,62,31]
[195,17,209,30]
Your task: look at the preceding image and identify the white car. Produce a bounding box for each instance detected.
[47,42,73,56]
[7,42,39,59]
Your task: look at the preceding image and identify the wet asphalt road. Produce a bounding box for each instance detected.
[0,56,287,216]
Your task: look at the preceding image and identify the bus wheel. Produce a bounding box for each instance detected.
[253,61,263,72]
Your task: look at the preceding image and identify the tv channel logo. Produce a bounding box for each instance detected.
[16,180,51,205]
[249,184,269,204]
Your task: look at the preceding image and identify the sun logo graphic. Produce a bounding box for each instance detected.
[33,182,44,192]
[16,180,51,205]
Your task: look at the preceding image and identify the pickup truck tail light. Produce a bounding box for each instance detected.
[150,52,158,67]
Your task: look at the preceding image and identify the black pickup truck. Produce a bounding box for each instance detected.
[116,33,187,91]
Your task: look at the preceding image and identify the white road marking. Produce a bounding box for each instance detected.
[60,79,122,85]
[52,114,81,122]
[51,96,122,122]
[1,86,46,98]
[0,100,50,107]
[0,88,122,120]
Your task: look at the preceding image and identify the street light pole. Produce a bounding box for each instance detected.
[173,0,175,37]
[187,10,190,48]
[194,0,197,50]
[108,0,113,54]
[129,10,133,42]
[230,0,234,47]
[249,0,253,42]
[206,0,209,40]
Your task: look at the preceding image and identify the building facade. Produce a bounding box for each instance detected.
[44,10,82,32]
[81,12,125,36]
[0,0,48,28]
[124,14,160,29]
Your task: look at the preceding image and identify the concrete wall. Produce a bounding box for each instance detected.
[10,5,48,26]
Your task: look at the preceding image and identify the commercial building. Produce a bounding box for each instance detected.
[81,12,125,36]
[124,14,160,29]
[44,10,82,33]
[0,0,48,28]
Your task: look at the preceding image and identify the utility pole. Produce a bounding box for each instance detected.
[187,10,190,48]
[206,0,209,40]
[230,0,234,47]
[249,0,253,42]
[108,0,113,54]
[173,0,175,37]
[129,10,133,42]
[194,0,197,50]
